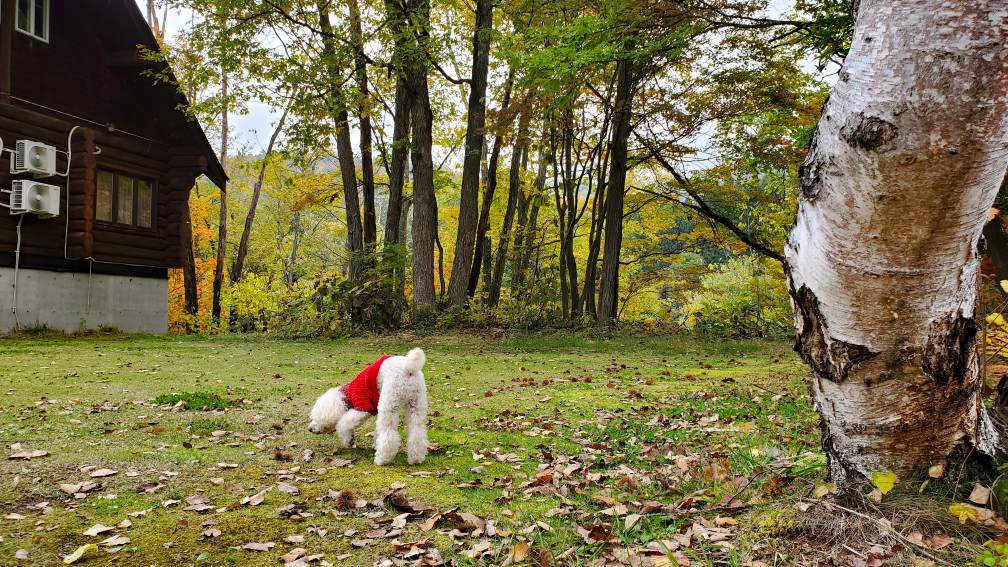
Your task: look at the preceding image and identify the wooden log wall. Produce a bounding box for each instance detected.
[0,102,206,273]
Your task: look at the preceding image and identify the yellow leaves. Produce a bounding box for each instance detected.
[871,471,898,495]
[63,544,97,564]
[812,482,836,498]
[987,313,1005,326]
[1001,280,1008,294]
[949,502,981,524]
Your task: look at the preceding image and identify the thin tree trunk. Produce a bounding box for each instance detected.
[447,0,494,306]
[489,118,529,307]
[597,56,634,327]
[562,124,579,317]
[384,77,412,246]
[435,228,446,303]
[231,92,296,283]
[468,75,514,298]
[182,204,199,332]
[407,0,437,316]
[509,188,530,295]
[284,211,301,287]
[319,5,364,283]
[786,0,1008,487]
[211,67,228,326]
[348,0,377,248]
[515,149,546,294]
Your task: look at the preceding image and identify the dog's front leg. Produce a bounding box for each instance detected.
[336,409,372,447]
[373,401,401,466]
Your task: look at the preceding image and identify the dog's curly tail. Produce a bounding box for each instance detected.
[404,348,426,373]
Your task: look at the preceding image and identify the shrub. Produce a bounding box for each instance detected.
[676,256,791,337]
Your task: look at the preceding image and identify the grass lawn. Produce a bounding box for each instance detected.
[0,332,994,566]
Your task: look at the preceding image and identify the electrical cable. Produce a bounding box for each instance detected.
[12,215,24,329]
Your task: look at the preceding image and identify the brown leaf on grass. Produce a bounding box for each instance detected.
[383,488,433,516]
[351,538,372,548]
[240,489,268,506]
[99,535,130,547]
[576,522,616,544]
[329,458,353,467]
[7,441,47,460]
[280,548,306,563]
[927,533,953,550]
[513,542,530,562]
[138,482,164,493]
[184,495,213,512]
[201,528,221,538]
[83,523,114,536]
[90,468,118,478]
[241,541,275,551]
[278,482,300,494]
[8,448,48,460]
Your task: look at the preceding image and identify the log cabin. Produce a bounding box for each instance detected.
[0,0,226,333]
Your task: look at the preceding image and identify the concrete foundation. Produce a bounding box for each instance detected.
[0,267,168,334]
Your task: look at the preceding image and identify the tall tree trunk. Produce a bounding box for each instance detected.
[549,129,570,318]
[489,122,529,307]
[407,0,437,316]
[562,124,579,317]
[211,68,228,326]
[319,6,364,283]
[509,189,530,296]
[468,75,514,298]
[447,0,494,306]
[231,92,295,283]
[284,211,301,287]
[384,77,413,246]
[597,56,634,327]
[514,148,547,295]
[785,0,1008,487]
[182,204,199,332]
[348,0,377,248]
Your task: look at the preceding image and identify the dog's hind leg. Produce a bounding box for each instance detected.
[373,403,401,466]
[336,409,372,447]
[405,388,428,465]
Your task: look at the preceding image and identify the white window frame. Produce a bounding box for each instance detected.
[15,0,49,43]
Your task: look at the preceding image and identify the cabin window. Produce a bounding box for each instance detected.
[95,169,155,229]
[15,0,48,42]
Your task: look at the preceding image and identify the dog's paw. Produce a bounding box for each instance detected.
[407,454,426,465]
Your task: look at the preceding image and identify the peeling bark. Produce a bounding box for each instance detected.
[786,0,1008,486]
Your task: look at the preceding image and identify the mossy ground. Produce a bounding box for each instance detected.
[0,332,990,566]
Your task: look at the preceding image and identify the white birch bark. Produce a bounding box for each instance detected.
[786,0,1008,484]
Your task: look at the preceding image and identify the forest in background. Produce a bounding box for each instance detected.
[143,0,849,335]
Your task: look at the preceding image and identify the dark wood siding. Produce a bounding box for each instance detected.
[0,0,214,274]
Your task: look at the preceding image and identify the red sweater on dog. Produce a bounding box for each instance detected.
[339,355,391,415]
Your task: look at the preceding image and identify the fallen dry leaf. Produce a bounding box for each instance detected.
[242,542,275,551]
[83,523,114,537]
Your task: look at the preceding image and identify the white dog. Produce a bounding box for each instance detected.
[308,348,428,466]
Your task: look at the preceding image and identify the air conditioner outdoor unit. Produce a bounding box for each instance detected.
[10,180,60,218]
[11,140,57,177]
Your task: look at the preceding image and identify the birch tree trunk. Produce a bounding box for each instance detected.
[786,0,1008,486]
